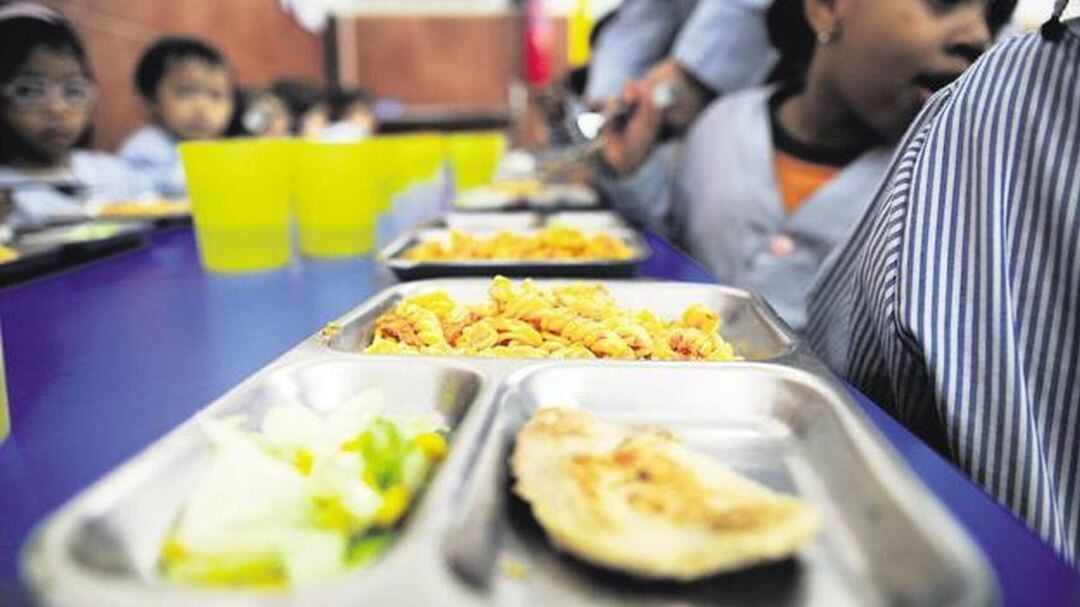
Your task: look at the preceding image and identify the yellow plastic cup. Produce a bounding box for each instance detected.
[446,131,506,190]
[375,133,447,203]
[293,141,383,257]
[180,139,293,273]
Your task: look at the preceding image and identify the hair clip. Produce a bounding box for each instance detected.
[0,2,63,24]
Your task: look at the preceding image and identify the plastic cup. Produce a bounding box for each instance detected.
[180,139,293,273]
[445,131,506,190]
[293,141,383,257]
[375,133,447,203]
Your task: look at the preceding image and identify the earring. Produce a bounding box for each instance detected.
[817,29,836,44]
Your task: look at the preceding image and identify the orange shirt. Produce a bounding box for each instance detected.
[773,150,840,214]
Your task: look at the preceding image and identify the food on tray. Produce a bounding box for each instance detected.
[0,246,19,263]
[490,179,543,198]
[511,408,820,579]
[159,389,448,589]
[96,199,189,217]
[403,227,633,262]
[364,276,740,361]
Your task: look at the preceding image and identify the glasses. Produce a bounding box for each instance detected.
[2,76,98,110]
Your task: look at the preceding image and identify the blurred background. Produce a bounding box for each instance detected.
[34,0,1077,151]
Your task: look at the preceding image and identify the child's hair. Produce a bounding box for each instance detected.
[0,2,94,161]
[764,0,1020,84]
[270,77,326,133]
[134,36,228,101]
[0,2,92,88]
[327,87,374,122]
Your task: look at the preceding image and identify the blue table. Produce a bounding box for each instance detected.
[0,228,1077,606]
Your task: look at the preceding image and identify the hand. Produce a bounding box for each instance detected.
[642,59,712,132]
[599,81,663,177]
[0,189,13,224]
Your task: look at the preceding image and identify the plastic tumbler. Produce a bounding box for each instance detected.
[379,133,447,202]
[293,140,383,257]
[445,131,506,190]
[179,139,293,273]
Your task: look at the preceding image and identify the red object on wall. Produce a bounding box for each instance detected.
[523,0,553,86]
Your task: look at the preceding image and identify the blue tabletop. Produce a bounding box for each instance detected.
[0,228,1077,606]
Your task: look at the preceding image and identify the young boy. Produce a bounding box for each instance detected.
[120,36,233,198]
[320,87,378,142]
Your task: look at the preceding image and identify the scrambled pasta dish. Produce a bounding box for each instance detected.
[403,227,633,262]
[364,276,740,361]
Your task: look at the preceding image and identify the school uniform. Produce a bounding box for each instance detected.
[606,86,894,330]
[585,0,775,101]
[119,124,187,198]
[0,150,145,228]
[806,25,1080,563]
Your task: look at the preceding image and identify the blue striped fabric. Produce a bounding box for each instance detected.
[807,26,1080,564]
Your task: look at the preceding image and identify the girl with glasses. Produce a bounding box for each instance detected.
[0,2,145,230]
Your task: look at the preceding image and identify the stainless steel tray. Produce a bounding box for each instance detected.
[443,363,996,607]
[22,279,996,607]
[22,355,488,607]
[441,211,627,232]
[322,278,795,362]
[452,184,601,213]
[378,228,652,281]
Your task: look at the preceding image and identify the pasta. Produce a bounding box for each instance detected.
[364,276,740,361]
[404,227,634,262]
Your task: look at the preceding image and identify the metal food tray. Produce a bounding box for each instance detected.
[378,228,652,281]
[0,222,149,287]
[441,211,628,232]
[21,279,997,607]
[452,184,601,213]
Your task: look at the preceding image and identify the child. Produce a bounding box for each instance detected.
[320,87,378,142]
[808,3,1080,563]
[270,77,328,138]
[225,87,291,138]
[0,2,143,229]
[120,36,234,198]
[602,0,1015,330]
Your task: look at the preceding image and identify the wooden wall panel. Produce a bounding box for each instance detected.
[341,15,568,109]
[38,0,326,150]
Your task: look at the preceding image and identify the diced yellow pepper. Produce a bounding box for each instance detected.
[375,485,410,528]
[413,432,448,462]
[293,449,314,476]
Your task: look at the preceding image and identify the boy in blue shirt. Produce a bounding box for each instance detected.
[120,37,233,198]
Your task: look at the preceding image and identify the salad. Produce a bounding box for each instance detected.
[159,388,448,590]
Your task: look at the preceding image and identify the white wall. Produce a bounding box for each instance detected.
[1014,0,1080,28]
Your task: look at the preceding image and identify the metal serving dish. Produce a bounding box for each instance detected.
[22,356,485,607]
[378,228,652,281]
[0,222,149,287]
[323,278,795,362]
[22,279,995,607]
[452,184,601,213]
[441,211,627,232]
[444,363,997,607]
[443,212,543,231]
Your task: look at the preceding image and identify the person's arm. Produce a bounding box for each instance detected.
[671,0,777,96]
[584,0,690,103]
[594,140,679,237]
